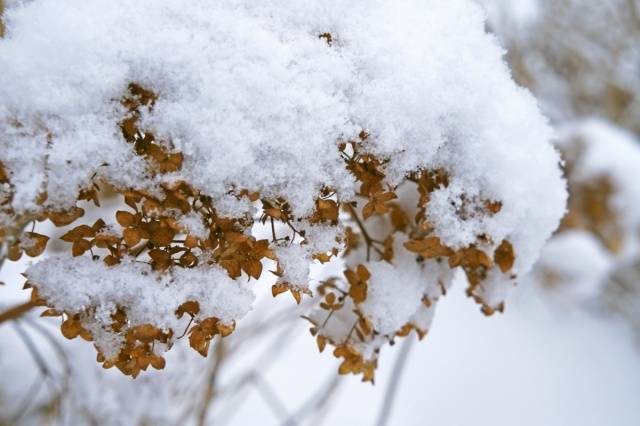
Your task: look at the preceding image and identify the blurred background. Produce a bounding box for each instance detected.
[1,0,640,425]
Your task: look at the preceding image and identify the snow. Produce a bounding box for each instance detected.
[25,256,254,358]
[3,0,636,423]
[477,0,640,133]
[274,244,311,289]
[557,120,640,260]
[360,234,448,336]
[534,230,614,301]
[177,212,209,239]
[361,258,424,336]
[1,0,565,264]
[529,120,640,321]
[1,0,568,389]
[3,272,640,426]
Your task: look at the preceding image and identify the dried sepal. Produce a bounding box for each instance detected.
[404,236,453,259]
[48,207,85,227]
[23,232,49,257]
[494,240,515,273]
[334,344,376,383]
[345,264,370,304]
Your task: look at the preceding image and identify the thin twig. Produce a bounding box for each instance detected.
[252,373,293,423]
[344,204,384,261]
[375,336,415,426]
[214,321,300,425]
[23,318,71,376]
[10,376,44,423]
[0,300,35,325]
[12,321,52,377]
[307,376,344,426]
[197,339,226,426]
[283,373,341,425]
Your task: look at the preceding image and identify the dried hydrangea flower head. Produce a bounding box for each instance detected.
[0,0,566,380]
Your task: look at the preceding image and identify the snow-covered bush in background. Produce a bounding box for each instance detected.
[0,0,565,384]
[478,0,640,133]
[478,0,640,337]
[533,120,640,327]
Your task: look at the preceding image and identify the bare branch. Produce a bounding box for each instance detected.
[197,339,226,426]
[0,301,35,325]
[375,336,415,426]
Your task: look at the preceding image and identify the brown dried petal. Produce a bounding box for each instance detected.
[24,232,49,257]
[494,240,515,273]
[116,210,137,227]
[72,239,91,257]
[48,207,84,227]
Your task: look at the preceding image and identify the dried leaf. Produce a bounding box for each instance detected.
[485,200,503,215]
[116,210,137,227]
[149,226,174,247]
[149,249,172,270]
[242,259,263,280]
[72,239,91,257]
[48,207,84,227]
[272,283,289,297]
[150,355,166,370]
[24,232,49,257]
[176,301,200,318]
[40,308,62,317]
[60,225,95,242]
[8,243,22,261]
[179,251,198,267]
[317,335,327,352]
[123,227,142,246]
[61,318,82,339]
[404,237,453,258]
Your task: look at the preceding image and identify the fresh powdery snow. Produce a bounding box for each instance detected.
[26,256,255,358]
[1,0,566,363]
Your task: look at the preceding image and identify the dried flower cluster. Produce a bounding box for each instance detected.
[303,139,517,381]
[1,0,566,383]
[4,95,517,381]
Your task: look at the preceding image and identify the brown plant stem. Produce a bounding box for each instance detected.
[0,0,5,38]
[344,203,384,261]
[0,300,35,325]
[375,336,415,426]
[197,339,226,426]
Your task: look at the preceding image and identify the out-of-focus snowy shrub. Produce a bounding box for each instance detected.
[533,120,640,331]
[479,0,640,133]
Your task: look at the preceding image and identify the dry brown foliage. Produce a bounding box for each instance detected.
[1,83,517,382]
